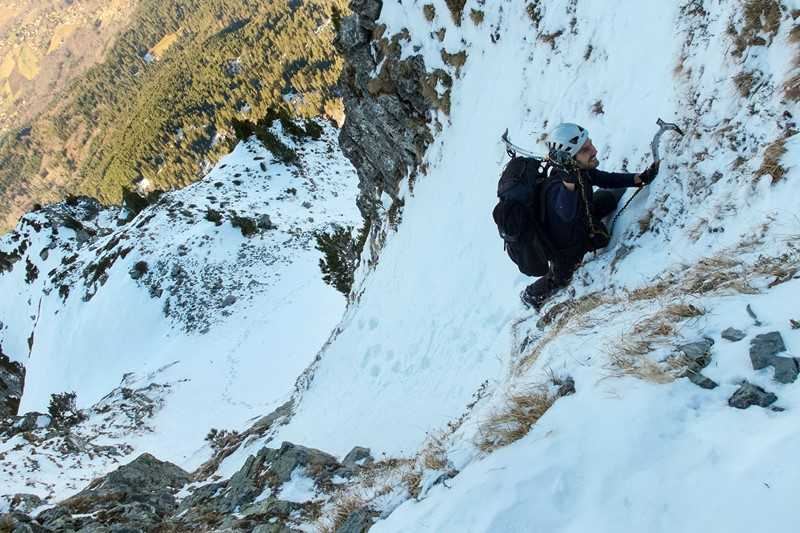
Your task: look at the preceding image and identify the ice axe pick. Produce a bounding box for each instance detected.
[650,118,684,163]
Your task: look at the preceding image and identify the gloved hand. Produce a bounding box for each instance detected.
[637,160,660,186]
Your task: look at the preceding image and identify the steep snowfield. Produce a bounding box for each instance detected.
[0,124,360,499]
[264,0,799,530]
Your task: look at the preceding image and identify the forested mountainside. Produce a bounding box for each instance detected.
[0,0,346,232]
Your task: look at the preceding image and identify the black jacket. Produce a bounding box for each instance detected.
[543,168,638,254]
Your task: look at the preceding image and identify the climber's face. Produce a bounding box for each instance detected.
[574,138,599,169]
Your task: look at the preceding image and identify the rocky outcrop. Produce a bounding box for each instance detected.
[1,454,191,532]
[1,442,375,532]
[336,0,451,222]
[0,349,24,418]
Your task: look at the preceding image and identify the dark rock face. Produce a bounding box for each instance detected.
[749,332,799,384]
[0,349,25,418]
[728,381,778,409]
[721,327,746,342]
[0,411,50,439]
[336,0,447,222]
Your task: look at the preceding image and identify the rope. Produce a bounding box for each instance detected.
[575,168,609,241]
[608,185,644,234]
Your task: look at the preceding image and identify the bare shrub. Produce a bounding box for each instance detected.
[48,391,86,427]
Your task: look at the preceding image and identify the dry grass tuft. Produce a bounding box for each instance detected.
[752,252,800,287]
[680,255,756,294]
[444,0,466,25]
[637,209,654,234]
[628,281,671,302]
[423,4,435,22]
[516,292,617,375]
[477,377,574,452]
[402,470,422,499]
[469,9,484,26]
[605,299,706,384]
[419,433,448,471]
[539,30,564,50]
[607,339,678,384]
[789,24,800,43]
[732,0,783,56]
[317,494,370,533]
[785,73,800,101]
[755,137,788,183]
[733,71,756,97]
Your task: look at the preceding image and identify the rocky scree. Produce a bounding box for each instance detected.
[1,441,375,532]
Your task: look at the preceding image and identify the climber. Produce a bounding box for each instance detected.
[518,122,660,310]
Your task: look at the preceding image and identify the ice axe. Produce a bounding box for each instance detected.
[609,118,684,233]
[650,118,684,163]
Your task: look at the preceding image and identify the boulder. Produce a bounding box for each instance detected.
[335,507,378,533]
[721,327,746,342]
[749,331,799,383]
[342,446,374,469]
[728,382,778,409]
[677,338,718,389]
[749,332,786,369]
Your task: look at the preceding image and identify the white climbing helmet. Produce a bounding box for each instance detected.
[547,122,589,162]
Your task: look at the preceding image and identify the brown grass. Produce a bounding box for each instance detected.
[789,24,800,43]
[755,137,788,183]
[477,377,574,452]
[419,433,448,471]
[539,30,564,50]
[423,4,435,22]
[401,470,422,499]
[606,301,705,383]
[785,73,800,101]
[733,71,756,97]
[469,9,485,26]
[732,0,783,56]
[316,494,369,533]
[444,0,466,25]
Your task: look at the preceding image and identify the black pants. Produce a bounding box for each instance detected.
[523,189,626,308]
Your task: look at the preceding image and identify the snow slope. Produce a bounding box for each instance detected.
[259,0,800,530]
[0,124,360,499]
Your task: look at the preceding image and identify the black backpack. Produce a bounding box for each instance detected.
[492,157,559,277]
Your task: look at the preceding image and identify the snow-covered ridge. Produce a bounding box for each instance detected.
[0,122,360,501]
